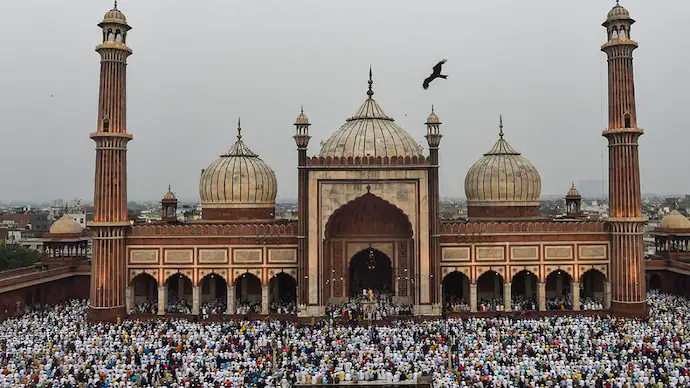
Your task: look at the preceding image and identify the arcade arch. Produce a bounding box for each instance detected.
[199,273,227,315]
[268,272,297,314]
[442,271,470,312]
[477,270,503,311]
[234,273,262,314]
[165,273,192,314]
[511,270,538,311]
[545,270,572,310]
[131,273,157,314]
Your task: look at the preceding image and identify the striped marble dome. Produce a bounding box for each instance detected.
[199,121,277,208]
[318,73,422,159]
[464,119,541,208]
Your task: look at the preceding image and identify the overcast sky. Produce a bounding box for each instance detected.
[0,0,687,202]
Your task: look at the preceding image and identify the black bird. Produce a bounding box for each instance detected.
[422,59,448,90]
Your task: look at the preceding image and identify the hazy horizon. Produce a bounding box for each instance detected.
[1,0,688,203]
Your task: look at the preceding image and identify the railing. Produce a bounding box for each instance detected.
[0,266,73,289]
[130,222,298,236]
[0,264,43,280]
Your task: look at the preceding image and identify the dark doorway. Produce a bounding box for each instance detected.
[349,248,392,297]
[648,273,661,291]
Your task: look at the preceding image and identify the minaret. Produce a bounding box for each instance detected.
[601,2,647,316]
[293,106,311,313]
[425,106,442,308]
[88,2,133,321]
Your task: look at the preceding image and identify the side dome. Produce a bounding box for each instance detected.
[464,117,541,219]
[659,210,690,230]
[199,120,278,221]
[607,3,630,21]
[566,182,581,199]
[318,71,422,159]
[162,185,177,201]
[49,215,83,235]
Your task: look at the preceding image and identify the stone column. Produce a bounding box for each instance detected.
[272,278,279,302]
[503,283,511,312]
[177,279,184,300]
[556,274,563,296]
[126,285,133,314]
[604,281,611,309]
[157,286,166,316]
[469,283,477,313]
[262,285,269,315]
[227,285,235,315]
[572,281,580,311]
[241,278,248,301]
[192,286,200,315]
[210,277,216,300]
[538,282,546,312]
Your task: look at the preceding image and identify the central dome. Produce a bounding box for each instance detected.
[319,72,422,159]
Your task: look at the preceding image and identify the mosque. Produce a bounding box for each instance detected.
[4,2,680,321]
[85,1,652,320]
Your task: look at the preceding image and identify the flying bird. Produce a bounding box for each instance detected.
[422,59,448,90]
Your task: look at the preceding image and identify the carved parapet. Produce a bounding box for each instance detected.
[306,155,429,167]
[440,220,608,235]
[130,221,298,236]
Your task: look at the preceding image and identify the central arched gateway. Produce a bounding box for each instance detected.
[323,192,413,304]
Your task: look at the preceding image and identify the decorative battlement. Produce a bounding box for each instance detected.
[130,221,298,237]
[306,155,429,167]
[441,220,607,235]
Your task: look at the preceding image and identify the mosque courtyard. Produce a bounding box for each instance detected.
[0,291,688,387]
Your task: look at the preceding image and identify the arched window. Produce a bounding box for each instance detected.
[619,27,627,38]
[611,29,619,39]
[103,119,110,132]
[115,29,123,43]
[107,29,115,41]
[624,113,631,128]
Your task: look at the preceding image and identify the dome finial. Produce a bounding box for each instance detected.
[499,114,504,138]
[113,0,118,9]
[431,104,435,113]
[237,117,242,140]
[168,184,171,192]
[367,66,374,99]
[300,105,304,114]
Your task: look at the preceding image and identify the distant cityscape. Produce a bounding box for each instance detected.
[2,192,689,262]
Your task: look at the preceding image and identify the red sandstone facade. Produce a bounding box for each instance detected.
[2,2,678,321]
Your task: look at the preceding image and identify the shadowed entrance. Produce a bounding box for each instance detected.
[349,248,393,297]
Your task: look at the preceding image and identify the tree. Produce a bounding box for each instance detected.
[0,244,41,271]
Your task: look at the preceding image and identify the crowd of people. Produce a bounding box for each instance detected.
[270,299,296,315]
[201,301,227,317]
[477,298,503,312]
[1,291,689,386]
[511,296,537,311]
[581,296,605,311]
[235,301,260,315]
[325,292,413,320]
[165,300,192,314]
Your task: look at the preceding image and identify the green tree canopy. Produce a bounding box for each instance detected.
[0,243,41,271]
